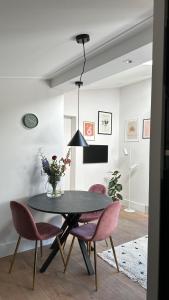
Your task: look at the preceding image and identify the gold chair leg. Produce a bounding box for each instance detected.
[9,235,21,273]
[89,241,91,257]
[93,242,98,291]
[63,239,67,251]
[105,239,108,247]
[87,241,89,253]
[109,236,119,272]
[32,240,38,290]
[40,240,43,258]
[64,236,75,273]
[56,237,66,267]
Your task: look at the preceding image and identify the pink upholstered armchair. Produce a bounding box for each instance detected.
[64,201,121,291]
[9,201,65,289]
[79,184,106,223]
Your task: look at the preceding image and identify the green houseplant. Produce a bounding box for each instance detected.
[108,170,123,201]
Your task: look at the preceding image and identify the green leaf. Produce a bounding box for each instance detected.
[108,189,115,194]
[108,182,114,188]
[116,184,122,192]
[116,193,123,200]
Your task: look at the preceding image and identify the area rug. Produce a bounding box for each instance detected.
[98,235,148,289]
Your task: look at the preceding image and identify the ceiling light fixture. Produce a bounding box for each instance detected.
[124,59,133,64]
[68,34,90,147]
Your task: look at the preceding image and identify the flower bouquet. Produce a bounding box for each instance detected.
[41,149,71,198]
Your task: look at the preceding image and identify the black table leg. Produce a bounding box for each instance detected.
[40,213,80,273]
[40,213,95,274]
[78,239,94,275]
[50,215,68,249]
[40,245,59,272]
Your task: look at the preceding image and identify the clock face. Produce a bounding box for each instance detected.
[22,113,38,129]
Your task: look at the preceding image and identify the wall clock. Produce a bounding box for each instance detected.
[22,113,38,129]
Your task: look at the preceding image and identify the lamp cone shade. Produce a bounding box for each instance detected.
[68,129,88,147]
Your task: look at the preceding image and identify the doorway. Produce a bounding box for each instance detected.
[64,116,76,190]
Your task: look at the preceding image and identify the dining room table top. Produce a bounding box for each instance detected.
[28,190,112,214]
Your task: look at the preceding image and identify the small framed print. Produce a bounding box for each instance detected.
[98,111,112,135]
[142,119,150,139]
[125,118,139,142]
[83,121,95,141]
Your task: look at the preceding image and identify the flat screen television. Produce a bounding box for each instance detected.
[83,145,108,163]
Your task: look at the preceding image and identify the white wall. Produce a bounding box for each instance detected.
[119,79,151,211]
[64,89,120,190]
[0,78,151,258]
[64,80,151,212]
[0,79,64,257]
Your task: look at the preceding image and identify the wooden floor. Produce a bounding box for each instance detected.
[0,209,148,300]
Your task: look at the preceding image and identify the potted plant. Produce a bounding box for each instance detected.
[108,170,123,201]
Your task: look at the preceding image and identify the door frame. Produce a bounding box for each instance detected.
[64,115,76,190]
[147,0,166,299]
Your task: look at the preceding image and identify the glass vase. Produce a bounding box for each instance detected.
[46,178,61,198]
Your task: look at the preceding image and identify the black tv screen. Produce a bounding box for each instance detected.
[83,145,108,163]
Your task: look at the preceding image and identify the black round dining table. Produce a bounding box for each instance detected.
[28,190,112,274]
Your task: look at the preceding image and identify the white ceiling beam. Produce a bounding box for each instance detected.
[48,17,153,89]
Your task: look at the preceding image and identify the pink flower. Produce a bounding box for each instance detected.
[41,150,71,179]
[64,158,71,165]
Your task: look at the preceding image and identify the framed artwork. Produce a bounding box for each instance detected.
[98,111,112,135]
[125,118,139,142]
[142,118,150,139]
[83,121,95,140]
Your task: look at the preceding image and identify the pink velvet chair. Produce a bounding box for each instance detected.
[9,201,65,289]
[64,201,121,291]
[79,184,106,223]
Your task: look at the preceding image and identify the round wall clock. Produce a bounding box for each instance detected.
[22,113,38,129]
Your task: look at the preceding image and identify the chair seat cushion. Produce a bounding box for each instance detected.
[79,211,102,223]
[70,223,97,241]
[36,222,62,240]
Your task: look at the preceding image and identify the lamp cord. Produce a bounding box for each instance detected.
[78,85,80,129]
[77,41,86,130]
[80,41,86,82]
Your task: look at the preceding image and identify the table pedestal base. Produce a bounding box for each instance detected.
[40,213,94,275]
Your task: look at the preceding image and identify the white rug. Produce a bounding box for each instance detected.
[98,235,148,289]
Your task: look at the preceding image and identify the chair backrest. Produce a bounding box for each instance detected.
[88,184,106,194]
[10,201,40,240]
[92,201,121,241]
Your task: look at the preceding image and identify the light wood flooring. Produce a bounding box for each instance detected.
[0,209,148,300]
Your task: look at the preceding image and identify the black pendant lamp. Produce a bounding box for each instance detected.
[68,34,90,147]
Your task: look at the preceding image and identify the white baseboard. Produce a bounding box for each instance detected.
[0,238,53,258]
[122,199,149,213]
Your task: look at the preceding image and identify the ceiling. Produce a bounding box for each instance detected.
[54,42,152,93]
[85,63,152,89]
[0,0,153,78]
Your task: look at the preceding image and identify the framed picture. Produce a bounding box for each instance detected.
[83,121,95,141]
[142,118,150,139]
[125,118,139,142]
[98,111,112,135]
